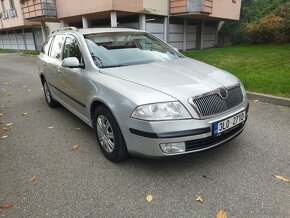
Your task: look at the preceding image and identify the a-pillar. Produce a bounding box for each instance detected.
[139,14,146,31]
[82,16,89,29]
[110,11,117,27]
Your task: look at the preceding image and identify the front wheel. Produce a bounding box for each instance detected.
[93,105,128,162]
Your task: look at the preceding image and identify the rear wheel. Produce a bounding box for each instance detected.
[93,105,128,162]
[43,79,59,108]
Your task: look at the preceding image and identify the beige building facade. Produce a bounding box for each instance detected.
[0,0,241,51]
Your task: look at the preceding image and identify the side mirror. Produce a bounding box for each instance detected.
[61,57,84,68]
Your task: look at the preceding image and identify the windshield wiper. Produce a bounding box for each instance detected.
[101,64,130,69]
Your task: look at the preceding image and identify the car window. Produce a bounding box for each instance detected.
[50,34,65,59]
[63,36,83,63]
[42,36,53,56]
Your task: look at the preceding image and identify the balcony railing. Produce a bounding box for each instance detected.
[22,0,57,20]
[170,0,213,14]
[9,8,17,18]
[1,10,9,19]
[187,0,213,14]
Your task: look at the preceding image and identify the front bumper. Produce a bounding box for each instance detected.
[115,102,249,157]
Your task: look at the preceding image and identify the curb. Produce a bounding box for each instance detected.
[247,92,290,107]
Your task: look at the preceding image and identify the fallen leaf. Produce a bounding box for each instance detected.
[0,112,7,116]
[48,127,54,129]
[274,175,290,183]
[195,195,203,203]
[146,195,153,203]
[29,176,37,182]
[252,99,259,102]
[0,121,4,125]
[75,128,81,131]
[1,136,8,139]
[72,144,80,150]
[3,127,12,132]
[6,123,12,126]
[37,109,43,113]
[0,203,13,209]
[21,112,28,116]
[216,210,227,218]
[4,83,8,85]
[4,93,12,97]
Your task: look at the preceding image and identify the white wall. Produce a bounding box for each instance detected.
[169,24,183,50]
[186,24,197,50]
[203,26,216,49]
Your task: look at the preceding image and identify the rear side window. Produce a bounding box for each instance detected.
[50,34,65,59]
[42,36,53,55]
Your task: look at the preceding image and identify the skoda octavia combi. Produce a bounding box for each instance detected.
[38,27,249,162]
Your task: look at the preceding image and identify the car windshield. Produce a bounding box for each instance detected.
[84,32,183,68]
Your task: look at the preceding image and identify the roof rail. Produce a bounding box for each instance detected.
[52,27,78,34]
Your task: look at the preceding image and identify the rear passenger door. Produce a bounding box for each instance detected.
[45,34,66,98]
[58,35,87,119]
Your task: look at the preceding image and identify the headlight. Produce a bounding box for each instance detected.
[131,102,191,121]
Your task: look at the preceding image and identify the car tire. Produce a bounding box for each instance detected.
[93,105,128,162]
[42,79,59,108]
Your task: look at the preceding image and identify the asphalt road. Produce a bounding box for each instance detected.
[0,53,289,218]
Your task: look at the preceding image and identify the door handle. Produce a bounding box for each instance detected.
[57,67,62,76]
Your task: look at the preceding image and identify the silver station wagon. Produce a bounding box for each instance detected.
[38,27,249,162]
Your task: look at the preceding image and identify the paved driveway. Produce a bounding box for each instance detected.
[0,54,289,217]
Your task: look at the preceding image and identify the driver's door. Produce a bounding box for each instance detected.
[58,35,87,118]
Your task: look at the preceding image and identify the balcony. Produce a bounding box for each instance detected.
[171,0,213,15]
[22,0,57,21]
[1,10,9,19]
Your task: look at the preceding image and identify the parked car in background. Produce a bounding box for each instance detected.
[38,27,249,162]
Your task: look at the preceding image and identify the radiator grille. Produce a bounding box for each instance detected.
[191,86,244,118]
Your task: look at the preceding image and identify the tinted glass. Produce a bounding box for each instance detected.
[84,32,183,68]
[50,34,65,59]
[42,36,53,55]
[63,36,82,63]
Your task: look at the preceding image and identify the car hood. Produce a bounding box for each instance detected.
[100,58,240,101]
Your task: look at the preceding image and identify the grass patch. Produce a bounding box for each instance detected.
[182,44,290,98]
[22,51,40,56]
[0,49,16,53]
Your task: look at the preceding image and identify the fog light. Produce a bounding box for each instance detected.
[160,142,186,154]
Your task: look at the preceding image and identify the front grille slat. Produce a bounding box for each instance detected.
[192,86,243,118]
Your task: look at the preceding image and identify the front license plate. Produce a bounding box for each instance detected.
[213,111,246,136]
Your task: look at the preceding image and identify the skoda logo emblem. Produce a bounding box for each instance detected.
[219,88,228,100]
